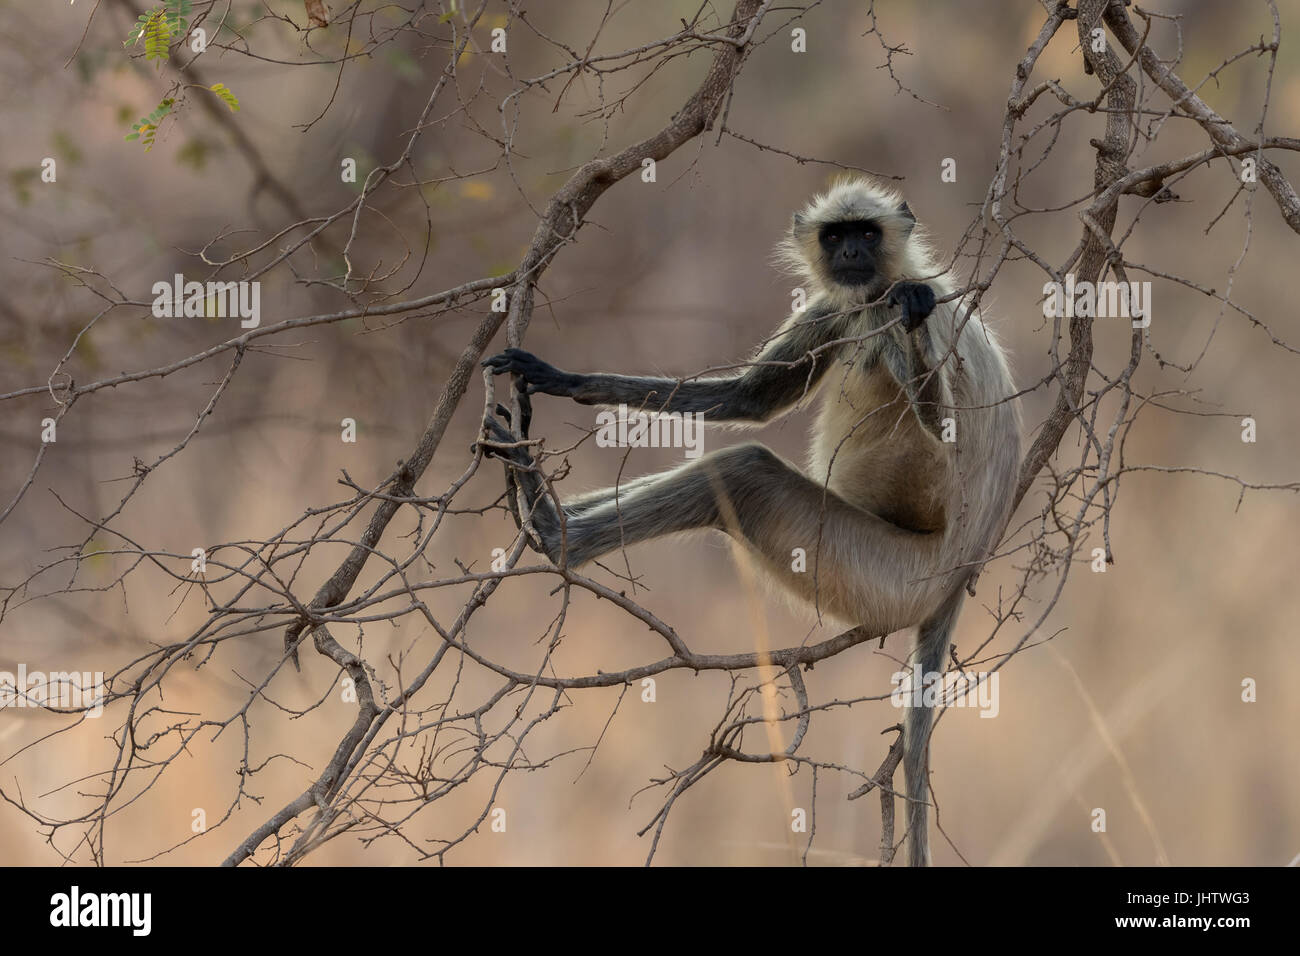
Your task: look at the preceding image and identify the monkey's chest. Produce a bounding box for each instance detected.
[809,368,949,534]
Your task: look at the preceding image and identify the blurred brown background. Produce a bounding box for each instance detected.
[0,0,1297,865]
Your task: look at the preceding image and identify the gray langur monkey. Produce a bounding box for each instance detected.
[480,178,1021,866]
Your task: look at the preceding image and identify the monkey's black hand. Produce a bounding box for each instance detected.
[888,282,936,333]
[482,347,582,398]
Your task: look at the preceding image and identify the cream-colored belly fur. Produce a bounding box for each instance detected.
[808,364,950,534]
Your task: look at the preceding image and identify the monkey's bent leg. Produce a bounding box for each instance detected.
[557,443,946,632]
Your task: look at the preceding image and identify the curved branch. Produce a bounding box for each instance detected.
[235,0,768,866]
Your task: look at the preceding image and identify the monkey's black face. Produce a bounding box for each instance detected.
[818,219,882,287]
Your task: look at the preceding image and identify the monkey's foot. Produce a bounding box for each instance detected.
[476,413,562,561]
[488,396,533,442]
[475,413,530,467]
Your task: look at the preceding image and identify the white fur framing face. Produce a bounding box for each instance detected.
[776,177,941,309]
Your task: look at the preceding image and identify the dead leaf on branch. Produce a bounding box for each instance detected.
[305,0,329,27]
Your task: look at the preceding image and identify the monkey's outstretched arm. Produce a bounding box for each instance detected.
[483,306,841,423]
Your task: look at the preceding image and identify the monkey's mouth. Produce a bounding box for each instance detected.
[830,267,877,287]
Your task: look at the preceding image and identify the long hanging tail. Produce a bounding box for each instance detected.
[902,590,966,867]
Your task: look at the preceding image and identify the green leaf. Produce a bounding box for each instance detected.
[208,83,240,112]
[124,97,174,151]
[125,12,153,46]
[164,0,192,35]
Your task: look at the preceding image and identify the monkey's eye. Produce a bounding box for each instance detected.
[825,232,841,243]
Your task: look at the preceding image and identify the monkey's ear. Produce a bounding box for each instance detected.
[792,212,807,233]
[896,201,916,237]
